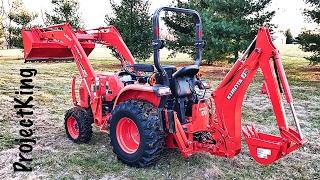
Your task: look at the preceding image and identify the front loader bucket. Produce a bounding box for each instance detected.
[22,29,95,62]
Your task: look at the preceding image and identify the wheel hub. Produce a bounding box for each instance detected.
[116,117,140,154]
[67,116,79,139]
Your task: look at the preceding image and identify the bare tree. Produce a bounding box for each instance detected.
[0,0,6,48]
[2,0,37,48]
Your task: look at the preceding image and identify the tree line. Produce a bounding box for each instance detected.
[0,0,319,65]
[0,0,83,49]
[297,0,320,65]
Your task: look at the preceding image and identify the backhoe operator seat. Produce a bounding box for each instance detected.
[171,65,199,98]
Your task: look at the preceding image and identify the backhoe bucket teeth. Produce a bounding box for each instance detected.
[22,29,95,62]
[242,124,305,165]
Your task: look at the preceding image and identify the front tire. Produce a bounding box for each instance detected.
[109,100,165,167]
[64,107,93,143]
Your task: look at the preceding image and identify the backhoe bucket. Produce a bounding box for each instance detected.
[243,125,305,165]
[22,29,95,62]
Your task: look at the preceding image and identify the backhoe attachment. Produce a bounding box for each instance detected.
[229,27,306,165]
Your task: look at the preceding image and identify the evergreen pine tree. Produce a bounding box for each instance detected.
[45,0,83,28]
[106,0,152,61]
[164,0,275,63]
[285,29,294,44]
[297,0,320,65]
[6,0,37,48]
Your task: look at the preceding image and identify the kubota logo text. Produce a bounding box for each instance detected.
[64,33,72,42]
[227,69,249,100]
[74,45,83,59]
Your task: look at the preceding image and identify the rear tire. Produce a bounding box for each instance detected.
[64,107,93,143]
[109,100,165,167]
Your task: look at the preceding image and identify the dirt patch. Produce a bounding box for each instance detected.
[302,65,320,72]
[198,65,230,79]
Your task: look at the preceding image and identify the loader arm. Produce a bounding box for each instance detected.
[22,23,136,97]
[212,27,306,165]
[90,26,135,65]
[39,24,96,96]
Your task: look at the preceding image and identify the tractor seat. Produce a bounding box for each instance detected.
[163,65,177,78]
[173,65,199,79]
[171,65,199,98]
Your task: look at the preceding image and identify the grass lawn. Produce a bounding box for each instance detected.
[0,45,319,179]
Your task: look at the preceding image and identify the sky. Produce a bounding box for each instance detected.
[17,0,318,36]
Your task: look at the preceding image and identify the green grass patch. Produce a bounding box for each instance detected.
[0,114,17,150]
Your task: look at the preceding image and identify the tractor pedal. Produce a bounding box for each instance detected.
[100,126,108,133]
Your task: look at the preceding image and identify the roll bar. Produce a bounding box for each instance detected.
[152,7,205,85]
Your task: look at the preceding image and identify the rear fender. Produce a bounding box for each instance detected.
[113,84,166,108]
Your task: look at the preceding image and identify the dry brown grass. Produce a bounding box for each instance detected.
[0,45,319,179]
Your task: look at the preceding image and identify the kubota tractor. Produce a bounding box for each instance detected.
[22,7,306,167]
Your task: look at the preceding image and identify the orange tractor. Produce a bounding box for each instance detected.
[22,7,305,167]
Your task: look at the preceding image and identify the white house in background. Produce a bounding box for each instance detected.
[271,32,286,44]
